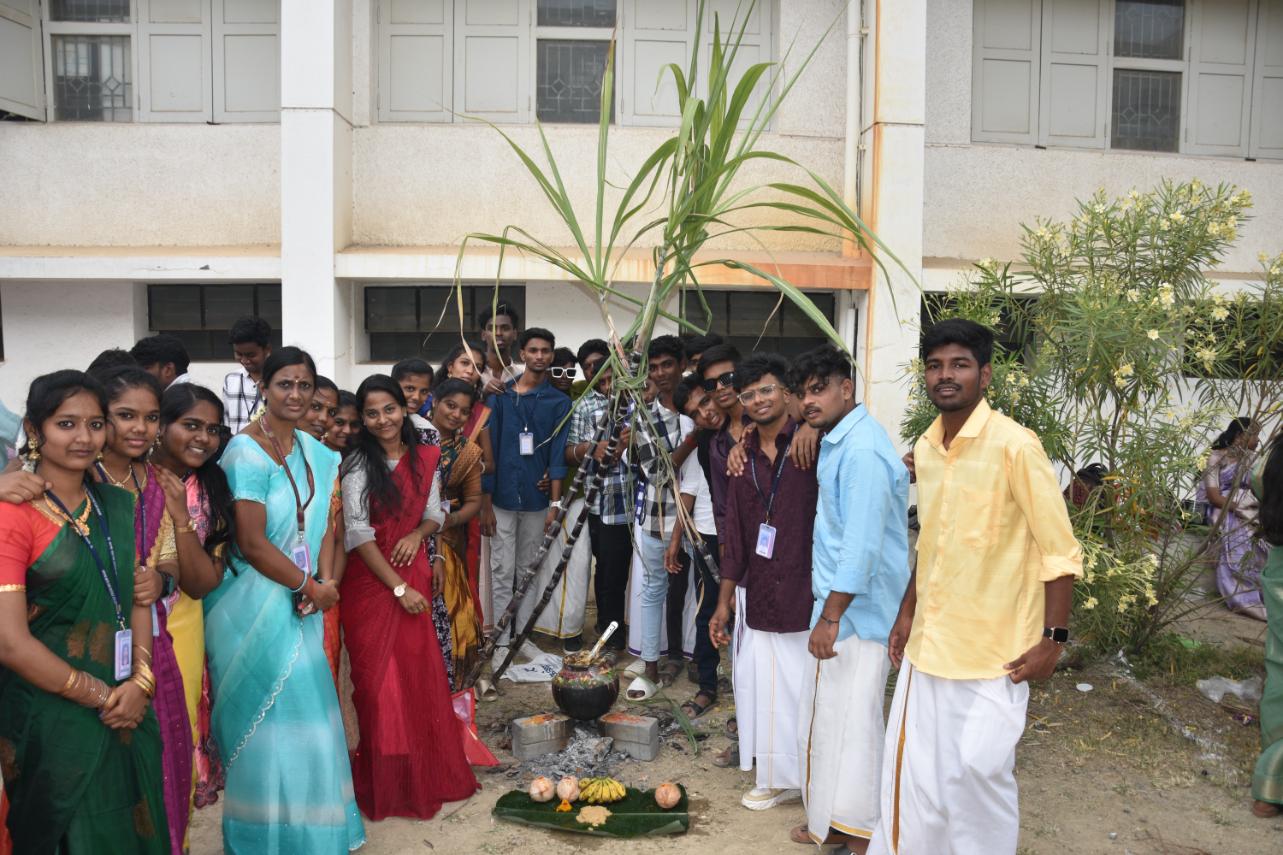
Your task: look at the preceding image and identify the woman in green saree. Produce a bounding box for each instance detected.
[1253,432,1283,818]
[0,370,169,853]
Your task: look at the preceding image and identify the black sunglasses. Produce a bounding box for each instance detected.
[701,371,736,392]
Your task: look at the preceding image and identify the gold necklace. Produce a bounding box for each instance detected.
[39,495,92,536]
[101,459,136,490]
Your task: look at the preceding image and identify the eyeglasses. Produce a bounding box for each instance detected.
[737,384,782,405]
[701,371,736,392]
[549,367,578,380]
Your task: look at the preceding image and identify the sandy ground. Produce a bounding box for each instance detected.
[188,608,1283,855]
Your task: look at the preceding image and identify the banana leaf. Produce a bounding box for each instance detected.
[492,785,690,838]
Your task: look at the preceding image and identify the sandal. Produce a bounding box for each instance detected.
[725,716,738,739]
[680,692,717,720]
[626,676,659,701]
[1253,799,1282,818]
[712,744,739,768]
[657,659,682,687]
[475,678,498,702]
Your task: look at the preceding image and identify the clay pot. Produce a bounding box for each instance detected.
[551,655,619,721]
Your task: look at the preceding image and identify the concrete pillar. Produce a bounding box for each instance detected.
[280,0,354,385]
[860,0,926,447]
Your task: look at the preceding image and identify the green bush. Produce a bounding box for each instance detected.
[903,180,1282,655]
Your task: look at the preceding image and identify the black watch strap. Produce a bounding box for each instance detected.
[1043,626,1070,644]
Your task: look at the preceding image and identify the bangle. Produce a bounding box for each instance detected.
[289,567,309,592]
[175,519,197,534]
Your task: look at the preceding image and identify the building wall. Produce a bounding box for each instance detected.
[0,280,235,405]
[350,125,845,251]
[923,0,1283,277]
[0,125,281,247]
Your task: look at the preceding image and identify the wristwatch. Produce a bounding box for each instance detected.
[1043,626,1070,644]
[393,583,407,599]
[550,500,564,510]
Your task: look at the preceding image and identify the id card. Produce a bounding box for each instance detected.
[290,541,312,574]
[755,523,777,559]
[519,431,535,456]
[114,629,133,680]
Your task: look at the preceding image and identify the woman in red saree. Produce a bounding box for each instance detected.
[339,375,477,820]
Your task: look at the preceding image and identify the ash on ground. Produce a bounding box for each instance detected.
[515,724,632,780]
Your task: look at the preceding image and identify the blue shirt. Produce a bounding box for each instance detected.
[481,377,572,512]
[811,404,911,644]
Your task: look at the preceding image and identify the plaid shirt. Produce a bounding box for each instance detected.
[569,390,633,525]
[222,368,262,434]
[632,401,692,539]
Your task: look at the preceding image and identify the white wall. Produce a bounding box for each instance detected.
[350,124,845,251]
[0,281,235,411]
[0,124,280,247]
[923,0,1283,274]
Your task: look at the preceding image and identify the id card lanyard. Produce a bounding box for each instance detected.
[260,422,316,571]
[750,434,793,559]
[515,384,542,456]
[47,486,133,680]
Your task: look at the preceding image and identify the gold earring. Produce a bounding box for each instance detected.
[22,434,40,473]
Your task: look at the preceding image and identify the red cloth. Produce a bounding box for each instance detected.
[323,606,341,685]
[340,445,478,820]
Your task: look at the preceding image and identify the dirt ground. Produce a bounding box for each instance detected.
[188,607,1282,855]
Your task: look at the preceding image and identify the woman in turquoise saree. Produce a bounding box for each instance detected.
[208,347,364,853]
[0,370,168,853]
[1253,433,1283,818]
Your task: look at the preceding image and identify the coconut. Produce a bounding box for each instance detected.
[556,775,580,803]
[528,776,555,803]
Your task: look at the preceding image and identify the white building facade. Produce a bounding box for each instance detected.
[0,0,1279,441]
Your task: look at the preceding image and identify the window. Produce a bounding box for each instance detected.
[972,0,1283,158]
[682,289,838,358]
[377,0,773,125]
[364,283,526,362]
[35,0,281,123]
[147,283,282,360]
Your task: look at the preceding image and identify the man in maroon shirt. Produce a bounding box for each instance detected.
[709,353,818,813]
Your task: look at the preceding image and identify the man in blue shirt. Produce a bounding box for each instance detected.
[480,327,571,670]
[788,345,910,854]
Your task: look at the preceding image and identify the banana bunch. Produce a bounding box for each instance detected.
[578,777,626,804]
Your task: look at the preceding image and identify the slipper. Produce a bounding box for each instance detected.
[680,693,717,720]
[789,824,813,845]
[725,716,739,739]
[623,658,647,677]
[1253,799,1282,818]
[475,678,498,702]
[626,676,658,701]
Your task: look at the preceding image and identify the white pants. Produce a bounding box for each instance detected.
[798,633,890,842]
[532,498,592,639]
[489,507,550,645]
[733,596,809,791]
[868,663,1028,855]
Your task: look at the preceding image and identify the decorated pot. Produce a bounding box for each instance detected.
[551,655,619,721]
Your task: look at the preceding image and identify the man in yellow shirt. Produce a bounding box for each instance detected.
[869,319,1082,855]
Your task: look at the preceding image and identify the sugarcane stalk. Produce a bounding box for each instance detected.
[462,404,621,688]
[492,411,628,680]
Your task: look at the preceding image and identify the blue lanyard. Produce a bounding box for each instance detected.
[749,434,793,524]
[47,486,127,631]
[512,383,542,431]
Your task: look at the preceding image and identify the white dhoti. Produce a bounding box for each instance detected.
[798,634,890,842]
[868,662,1029,855]
[733,588,810,790]
[625,523,697,658]
[532,497,592,639]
